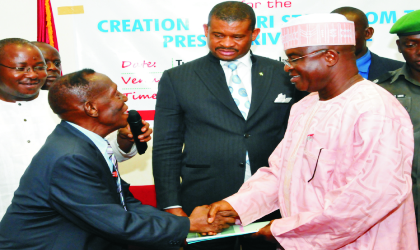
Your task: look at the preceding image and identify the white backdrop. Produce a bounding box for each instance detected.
[1,0,416,186]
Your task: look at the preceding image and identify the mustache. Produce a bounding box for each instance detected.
[215,47,239,52]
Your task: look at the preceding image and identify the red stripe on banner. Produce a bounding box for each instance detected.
[137,110,155,121]
[129,185,156,207]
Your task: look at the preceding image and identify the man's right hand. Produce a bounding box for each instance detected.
[207,200,237,223]
[165,207,188,217]
[189,205,236,233]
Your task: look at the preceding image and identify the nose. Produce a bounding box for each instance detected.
[122,94,128,102]
[284,64,293,73]
[220,36,235,47]
[25,67,41,78]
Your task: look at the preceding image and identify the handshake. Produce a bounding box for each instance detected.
[166,201,275,243]
[187,201,238,235]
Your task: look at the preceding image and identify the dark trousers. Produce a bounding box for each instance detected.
[184,210,280,250]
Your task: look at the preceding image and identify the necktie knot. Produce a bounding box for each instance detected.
[227,62,238,71]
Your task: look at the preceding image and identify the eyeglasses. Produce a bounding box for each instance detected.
[282,49,329,67]
[0,63,47,73]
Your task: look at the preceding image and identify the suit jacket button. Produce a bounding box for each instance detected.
[244,133,250,138]
[239,162,245,167]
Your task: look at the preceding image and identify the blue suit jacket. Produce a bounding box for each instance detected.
[0,121,189,250]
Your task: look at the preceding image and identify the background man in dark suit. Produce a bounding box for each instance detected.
[332,7,404,80]
[0,69,235,250]
[152,2,304,249]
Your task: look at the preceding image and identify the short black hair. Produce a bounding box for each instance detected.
[48,68,96,115]
[331,6,368,29]
[208,1,256,30]
[0,38,34,58]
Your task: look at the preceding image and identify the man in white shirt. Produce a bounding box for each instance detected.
[0,38,151,218]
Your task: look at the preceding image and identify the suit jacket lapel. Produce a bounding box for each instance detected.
[194,53,243,118]
[60,121,119,197]
[248,56,273,120]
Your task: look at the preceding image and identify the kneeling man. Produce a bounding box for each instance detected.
[0,69,234,250]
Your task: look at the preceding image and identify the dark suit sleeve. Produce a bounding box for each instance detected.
[368,52,404,81]
[152,70,185,209]
[49,153,189,250]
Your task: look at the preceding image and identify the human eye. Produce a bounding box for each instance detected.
[34,66,47,71]
[404,41,417,48]
[54,61,61,67]
[214,33,224,38]
[15,67,26,71]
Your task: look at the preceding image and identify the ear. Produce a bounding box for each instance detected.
[396,39,402,53]
[251,28,261,41]
[203,24,209,38]
[365,27,374,40]
[84,101,99,118]
[324,50,340,67]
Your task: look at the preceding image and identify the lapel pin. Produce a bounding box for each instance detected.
[259,72,263,76]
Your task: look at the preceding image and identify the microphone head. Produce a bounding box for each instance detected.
[127,110,142,123]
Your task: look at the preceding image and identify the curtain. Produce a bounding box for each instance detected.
[37,0,59,51]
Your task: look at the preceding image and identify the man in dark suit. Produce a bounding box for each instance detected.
[332,7,404,80]
[152,2,303,249]
[0,69,235,250]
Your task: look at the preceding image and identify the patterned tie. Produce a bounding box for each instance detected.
[226,62,252,181]
[106,142,127,211]
[227,62,250,119]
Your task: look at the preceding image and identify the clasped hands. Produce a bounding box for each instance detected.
[168,200,276,243]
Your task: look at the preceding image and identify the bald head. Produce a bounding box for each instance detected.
[331,7,374,58]
[49,69,128,137]
[0,38,35,58]
[48,69,95,116]
[332,7,368,29]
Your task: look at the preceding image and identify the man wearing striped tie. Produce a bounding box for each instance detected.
[0,69,236,250]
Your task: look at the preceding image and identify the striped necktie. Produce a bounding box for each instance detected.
[106,142,127,211]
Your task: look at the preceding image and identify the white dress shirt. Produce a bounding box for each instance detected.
[0,91,136,219]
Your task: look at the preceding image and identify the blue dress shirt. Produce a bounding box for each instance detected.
[356,49,372,79]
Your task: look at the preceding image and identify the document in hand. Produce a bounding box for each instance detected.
[186,221,270,244]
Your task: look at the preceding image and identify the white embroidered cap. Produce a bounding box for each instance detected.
[281,13,356,50]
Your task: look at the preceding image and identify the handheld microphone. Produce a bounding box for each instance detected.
[127,110,148,155]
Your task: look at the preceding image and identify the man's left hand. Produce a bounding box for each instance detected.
[251,220,277,243]
[117,121,152,152]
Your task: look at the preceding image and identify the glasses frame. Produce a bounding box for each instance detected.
[282,49,330,67]
[0,63,47,73]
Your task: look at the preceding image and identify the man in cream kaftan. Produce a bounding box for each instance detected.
[207,13,418,249]
[224,80,418,249]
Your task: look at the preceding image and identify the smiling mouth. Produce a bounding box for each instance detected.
[289,75,300,84]
[20,82,40,86]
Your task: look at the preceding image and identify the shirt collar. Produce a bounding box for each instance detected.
[65,121,109,161]
[391,64,420,86]
[220,50,252,68]
[356,49,371,73]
